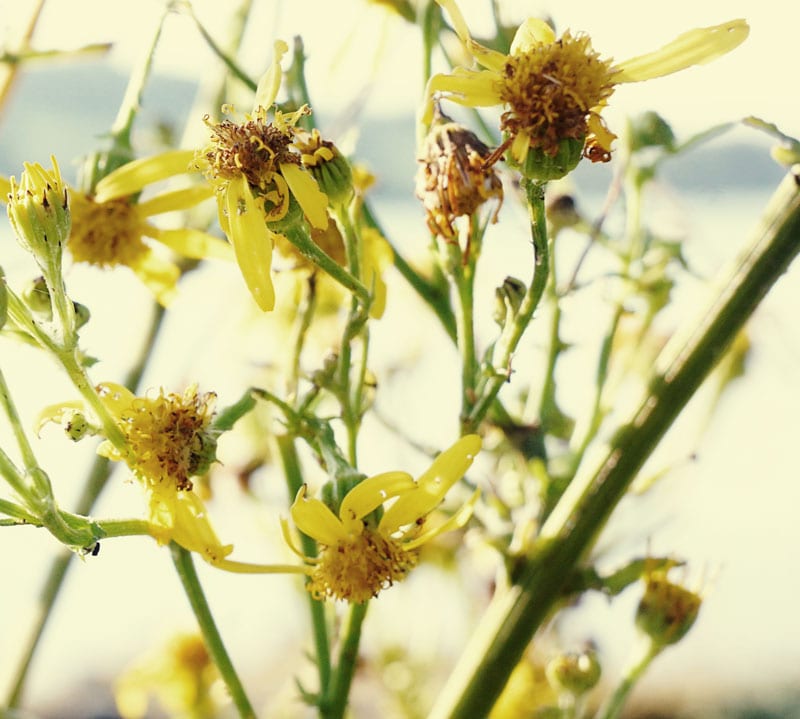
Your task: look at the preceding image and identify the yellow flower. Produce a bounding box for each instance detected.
[284,434,481,603]
[4,151,233,305]
[115,633,219,719]
[38,383,305,575]
[425,0,748,171]
[194,40,329,311]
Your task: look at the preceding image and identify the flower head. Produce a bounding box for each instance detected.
[194,40,329,311]
[284,434,481,603]
[425,0,748,177]
[416,105,503,238]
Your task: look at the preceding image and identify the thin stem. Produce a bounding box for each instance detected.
[324,601,369,719]
[465,179,549,432]
[428,168,800,719]
[276,434,332,700]
[450,238,477,430]
[170,543,256,719]
[0,498,38,524]
[596,638,659,719]
[0,365,41,472]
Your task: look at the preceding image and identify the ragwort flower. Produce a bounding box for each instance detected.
[284,434,481,603]
[425,0,748,177]
[4,152,234,305]
[194,40,329,311]
[39,383,304,575]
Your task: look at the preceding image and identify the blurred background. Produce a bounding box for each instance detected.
[0,0,798,717]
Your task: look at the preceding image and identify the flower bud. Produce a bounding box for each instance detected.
[636,569,702,648]
[6,158,70,271]
[22,276,53,317]
[296,129,354,210]
[545,649,601,696]
[511,136,585,182]
[494,276,526,326]
[628,111,676,153]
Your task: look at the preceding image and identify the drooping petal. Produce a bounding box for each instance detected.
[361,227,393,319]
[223,176,276,311]
[379,434,481,531]
[136,184,215,217]
[148,226,234,261]
[291,485,347,546]
[279,162,329,230]
[338,471,416,534]
[510,17,556,55]
[614,19,749,83]
[93,150,196,203]
[423,68,501,125]
[129,248,181,306]
[435,0,508,71]
[254,39,289,109]
[403,487,480,550]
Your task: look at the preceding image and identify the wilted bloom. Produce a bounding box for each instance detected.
[425,0,748,178]
[283,434,481,603]
[115,633,219,719]
[194,40,329,311]
[39,383,304,574]
[416,105,503,239]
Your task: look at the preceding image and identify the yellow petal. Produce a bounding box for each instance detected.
[614,19,749,83]
[254,39,289,109]
[93,150,196,202]
[136,184,215,217]
[361,227,393,319]
[403,487,480,550]
[129,248,181,306]
[148,226,234,261]
[167,492,234,564]
[291,485,347,546]
[223,177,276,311]
[279,162,329,230]
[379,434,481,531]
[435,0,508,71]
[510,18,556,55]
[423,68,501,124]
[97,382,136,414]
[338,471,416,533]
[0,175,10,200]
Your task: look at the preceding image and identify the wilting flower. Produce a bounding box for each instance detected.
[425,0,748,177]
[3,152,232,305]
[115,633,219,719]
[283,434,481,603]
[38,383,305,574]
[194,40,329,311]
[416,105,503,238]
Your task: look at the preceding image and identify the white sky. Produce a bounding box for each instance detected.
[11,0,800,140]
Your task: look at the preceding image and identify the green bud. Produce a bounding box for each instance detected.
[511,136,585,182]
[629,111,676,153]
[494,276,527,326]
[636,570,702,648]
[63,410,91,441]
[73,301,91,330]
[545,649,601,696]
[22,276,53,317]
[6,158,71,272]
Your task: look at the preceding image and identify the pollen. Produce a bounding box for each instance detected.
[202,107,299,191]
[113,386,217,491]
[499,31,616,157]
[68,193,149,267]
[307,527,419,604]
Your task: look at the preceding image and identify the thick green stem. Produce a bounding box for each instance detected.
[324,601,369,719]
[170,544,256,719]
[429,169,800,719]
[276,434,332,701]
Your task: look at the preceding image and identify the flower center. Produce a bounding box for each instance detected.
[119,388,217,491]
[499,31,616,156]
[307,528,419,604]
[202,108,299,191]
[68,193,149,267]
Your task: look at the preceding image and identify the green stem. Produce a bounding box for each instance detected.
[4,304,165,709]
[451,241,477,430]
[465,179,549,432]
[428,168,800,719]
[324,601,369,719]
[0,498,38,524]
[275,434,332,700]
[170,543,256,719]
[0,366,41,472]
[596,638,659,719]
